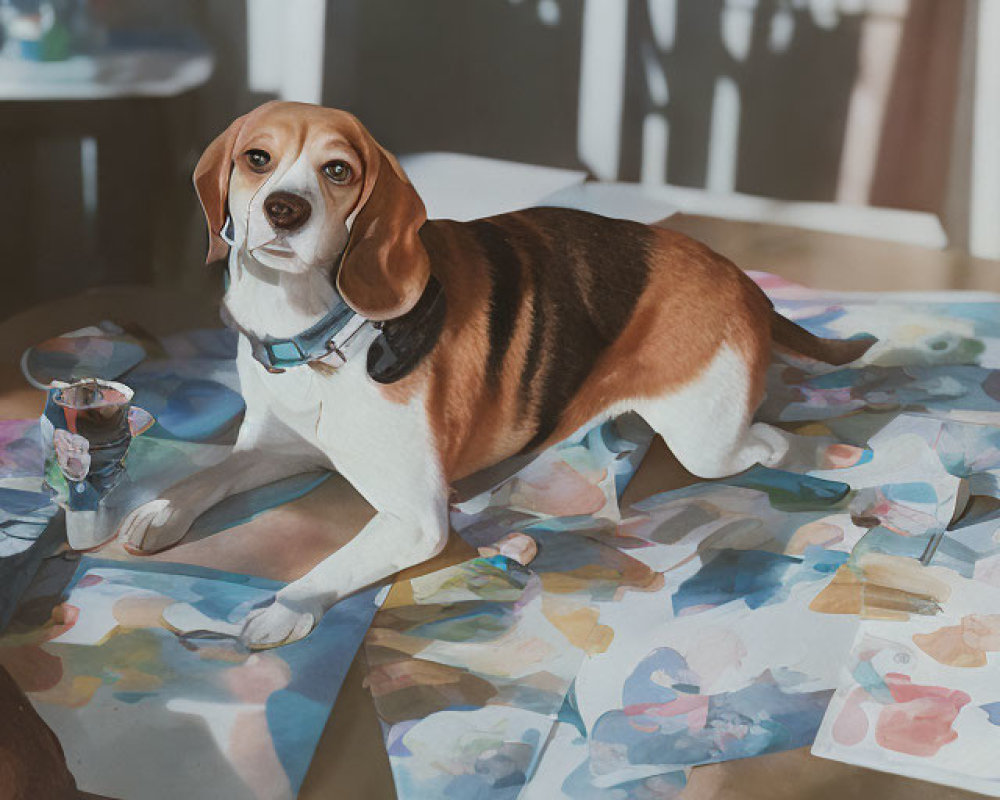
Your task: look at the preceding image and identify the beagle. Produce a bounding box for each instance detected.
[116,101,874,648]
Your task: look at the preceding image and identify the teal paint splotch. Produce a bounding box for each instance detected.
[883,482,937,505]
[852,659,894,704]
[724,467,851,511]
[556,689,588,738]
[266,689,330,792]
[801,546,850,576]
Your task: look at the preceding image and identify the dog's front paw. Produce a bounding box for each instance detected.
[118,498,192,555]
[240,597,320,650]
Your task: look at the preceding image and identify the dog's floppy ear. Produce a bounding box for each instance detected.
[337,145,430,320]
[193,113,250,264]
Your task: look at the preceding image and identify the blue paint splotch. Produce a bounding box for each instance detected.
[671,547,847,616]
[129,371,245,442]
[673,550,800,615]
[623,647,699,706]
[981,702,1000,726]
[591,647,832,771]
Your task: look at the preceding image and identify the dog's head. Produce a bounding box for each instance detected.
[194,101,430,320]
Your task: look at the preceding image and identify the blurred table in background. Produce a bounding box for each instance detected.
[0,42,213,322]
[0,45,212,100]
[1,214,996,799]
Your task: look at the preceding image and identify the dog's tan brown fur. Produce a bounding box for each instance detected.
[412,221,792,481]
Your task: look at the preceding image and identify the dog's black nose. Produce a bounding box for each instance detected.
[263,191,312,231]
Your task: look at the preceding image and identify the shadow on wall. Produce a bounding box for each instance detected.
[343,0,867,200]
[341,0,586,170]
[343,0,960,213]
[619,0,861,201]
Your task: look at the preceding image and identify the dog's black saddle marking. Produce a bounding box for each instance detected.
[367,275,447,384]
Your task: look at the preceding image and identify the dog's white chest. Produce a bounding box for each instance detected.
[237,337,438,512]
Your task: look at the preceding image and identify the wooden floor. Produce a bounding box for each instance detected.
[662,213,1000,293]
[1,214,995,799]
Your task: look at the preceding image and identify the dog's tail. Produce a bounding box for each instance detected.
[771,311,876,366]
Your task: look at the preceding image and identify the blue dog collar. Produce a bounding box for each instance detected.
[223,300,368,373]
[218,217,368,373]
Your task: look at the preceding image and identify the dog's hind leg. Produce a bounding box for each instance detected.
[634,342,790,479]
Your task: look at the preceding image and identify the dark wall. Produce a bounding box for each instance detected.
[618,0,862,200]
[0,0,260,321]
[336,0,585,170]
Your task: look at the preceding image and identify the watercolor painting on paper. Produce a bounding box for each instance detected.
[0,560,378,800]
[813,570,1000,796]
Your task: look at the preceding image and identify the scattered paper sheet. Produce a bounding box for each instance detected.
[0,560,379,800]
[812,570,1000,796]
[398,152,587,221]
[541,181,679,224]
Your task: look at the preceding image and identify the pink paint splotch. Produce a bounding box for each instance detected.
[625,693,710,735]
[833,673,971,757]
[832,687,870,747]
[822,443,868,470]
[508,461,608,517]
[875,673,970,757]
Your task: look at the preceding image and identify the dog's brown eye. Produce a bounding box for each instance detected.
[322,160,352,184]
[245,149,271,171]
